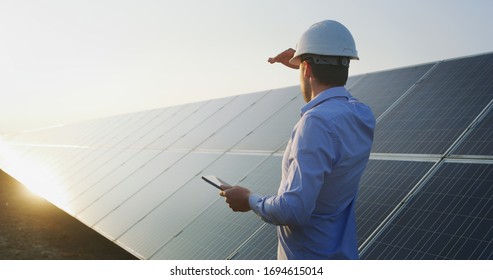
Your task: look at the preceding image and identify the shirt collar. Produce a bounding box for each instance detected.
[300,86,350,116]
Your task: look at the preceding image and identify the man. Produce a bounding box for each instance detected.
[220,20,375,259]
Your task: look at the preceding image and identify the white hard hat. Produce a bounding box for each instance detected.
[289,20,359,66]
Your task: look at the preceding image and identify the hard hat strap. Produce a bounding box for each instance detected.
[301,54,350,68]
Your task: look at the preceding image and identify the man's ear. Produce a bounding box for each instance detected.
[302,61,312,79]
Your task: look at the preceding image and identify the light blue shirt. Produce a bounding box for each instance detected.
[249,86,375,259]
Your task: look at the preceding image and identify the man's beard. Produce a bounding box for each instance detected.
[301,77,312,103]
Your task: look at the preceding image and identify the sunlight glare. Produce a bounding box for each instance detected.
[0,139,71,211]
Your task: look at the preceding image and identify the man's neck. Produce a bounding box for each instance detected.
[311,84,335,101]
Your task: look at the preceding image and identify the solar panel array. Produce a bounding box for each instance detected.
[1,53,492,260]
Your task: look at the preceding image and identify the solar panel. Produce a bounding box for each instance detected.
[59,148,138,200]
[109,109,169,149]
[120,103,205,150]
[144,98,233,150]
[90,151,221,240]
[43,107,177,188]
[452,106,493,156]
[67,151,155,210]
[196,88,296,151]
[356,159,436,246]
[372,53,493,154]
[74,115,126,147]
[86,110,155,148]
[169,92,266,151]
[231,89,302,153]
[152,196,265,259]
[230,224,277,260]
[116,153,268,259]
[151,155,282,259]
[361,161,493,260]
[69,151,185,216]
[113,106,183,149]
[348,63,435,118]
[345,74,364,89]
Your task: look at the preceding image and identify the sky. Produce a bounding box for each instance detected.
[1,0,492,134]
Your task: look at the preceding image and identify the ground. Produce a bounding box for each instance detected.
[0,170,137,260]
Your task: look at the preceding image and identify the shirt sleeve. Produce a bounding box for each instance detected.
[249,114,338,226]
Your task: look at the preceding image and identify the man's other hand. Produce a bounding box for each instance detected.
[219,186,251,212]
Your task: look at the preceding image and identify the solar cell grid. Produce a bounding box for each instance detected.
[75,151,186,228]
[361,162,493,260]
[348,63,435,118]
[152,199,265,259]
[356,160,435,246]
[53,114,123,147]
[144,98,233,150]
[126,102,205,150]
[372,53,493,154]
[89,110,151,148]
[113,108,172,149]
[67,150,160,214]
[452,107,493,156]
[116,153,267,259]
[92,152,221,240]
[60,148,137,198]
[69,150,184,216]
[230,224,277,260]
[151,156,282,259]
[169,91,266,150]
[231,92,302,152]
[345,74,364,89]
[44,114,139,180]
[197,89,296,151]
[52,148,112,185]
[120,105,184,149]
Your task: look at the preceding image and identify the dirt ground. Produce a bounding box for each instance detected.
[0,170,137,260]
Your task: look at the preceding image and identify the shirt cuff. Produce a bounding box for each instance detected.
[248,193,262,214]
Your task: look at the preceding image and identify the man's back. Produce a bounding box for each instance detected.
[277,86,375,259]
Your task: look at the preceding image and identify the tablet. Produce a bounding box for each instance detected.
[201,175,231,190]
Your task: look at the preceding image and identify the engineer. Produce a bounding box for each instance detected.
[220,20,375,260]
